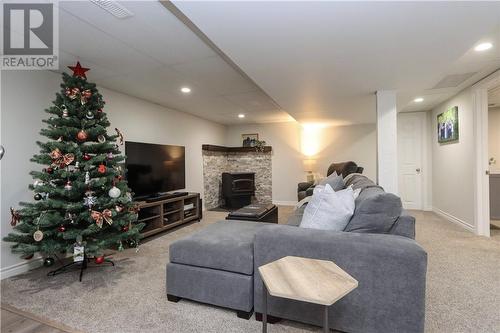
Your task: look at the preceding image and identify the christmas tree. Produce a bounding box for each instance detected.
[4,62,144,266]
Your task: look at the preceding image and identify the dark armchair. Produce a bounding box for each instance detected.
[297,161,364,201]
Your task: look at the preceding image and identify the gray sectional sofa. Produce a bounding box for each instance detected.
[166,174,427,333]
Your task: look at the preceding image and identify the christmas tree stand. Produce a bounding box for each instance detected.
[47,255,114,282]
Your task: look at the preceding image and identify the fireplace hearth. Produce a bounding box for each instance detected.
[222,172,255,208]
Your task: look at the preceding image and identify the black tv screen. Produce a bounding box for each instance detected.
[125,141,185,198]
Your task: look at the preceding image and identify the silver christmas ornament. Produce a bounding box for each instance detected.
[97,135,106,143]
[108,186,121,198]
[83,192,97,208]
[33,180,44,187]
[86,111,94,119]
[61,105,68,117]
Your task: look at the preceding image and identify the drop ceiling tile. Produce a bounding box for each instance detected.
[95,66,245,122]
[55,50,117,80]
[59,8,162,75]
[223,91,279,112]
[171,56,257,95]
[60,1,215,66]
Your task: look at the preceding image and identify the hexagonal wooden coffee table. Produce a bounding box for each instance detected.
[258,256,358,333]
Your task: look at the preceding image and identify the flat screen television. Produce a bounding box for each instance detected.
[125,141,185,199]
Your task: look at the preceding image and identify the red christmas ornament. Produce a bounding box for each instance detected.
[68,61,90,79]
[77,130,88,142]
[80,89,92,104]
[83,153,91,161]
[95,255,105,264]
[97,108,103,113]
[46,167,54,174]
[10,207,20,226]
[65,87,80,100]
[97,164,106,174]
[121,225,129,232]
[58,225,66,232]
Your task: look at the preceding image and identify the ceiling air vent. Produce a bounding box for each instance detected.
[90,0,134,19]
[431,72,476,89]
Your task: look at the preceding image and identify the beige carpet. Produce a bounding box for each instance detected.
[1,207,499,333]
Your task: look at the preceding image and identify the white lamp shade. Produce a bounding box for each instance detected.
[303,159,316,172]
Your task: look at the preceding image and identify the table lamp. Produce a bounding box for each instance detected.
[303,159,316,182]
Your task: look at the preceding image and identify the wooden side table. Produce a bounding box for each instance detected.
[258,256,358,333]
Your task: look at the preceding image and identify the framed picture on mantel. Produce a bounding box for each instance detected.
[437,106,459,144]
[242,133,259,147]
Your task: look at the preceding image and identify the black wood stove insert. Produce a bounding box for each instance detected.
[222,172,255,209]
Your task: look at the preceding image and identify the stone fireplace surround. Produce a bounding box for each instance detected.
[202,145,272,209]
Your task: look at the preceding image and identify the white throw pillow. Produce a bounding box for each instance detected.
[299,184,355,231]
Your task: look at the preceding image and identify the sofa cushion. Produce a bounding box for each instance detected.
[318,171,345,191]
[287,205,306,226]
[169,220,267,275]
[344,173,380,191]
[300,185,355,231]
[344,186,402,233]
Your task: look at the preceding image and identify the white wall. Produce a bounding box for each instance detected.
[226,121,377,203]
[1,70,226,277]
[430,87,475,230]
[488,107,500,174]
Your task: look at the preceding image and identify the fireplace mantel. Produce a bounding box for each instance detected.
[202,144,272,153]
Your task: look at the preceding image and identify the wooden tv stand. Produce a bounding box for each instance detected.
[136,193,201,238]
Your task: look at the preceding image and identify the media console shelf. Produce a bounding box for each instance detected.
[136,193,201,238]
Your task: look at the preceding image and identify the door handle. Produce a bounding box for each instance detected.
[416,168,421,173]
[486,170,490,175]
[0,145,4,160]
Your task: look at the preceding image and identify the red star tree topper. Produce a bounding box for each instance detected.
[68,61,90,79]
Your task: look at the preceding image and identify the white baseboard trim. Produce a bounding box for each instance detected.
[272,200,297,206]
[1,256,42,280]
[432,207,474,232]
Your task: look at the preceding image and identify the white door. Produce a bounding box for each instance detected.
[397,112,424,210]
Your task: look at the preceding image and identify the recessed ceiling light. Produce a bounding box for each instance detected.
[414,97,424,103]
[238,114,245,119]
[474,42,492,52]
[181,87,191,93]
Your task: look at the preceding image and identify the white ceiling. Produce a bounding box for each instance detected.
[173,1,500,125]
[54,1,293,125]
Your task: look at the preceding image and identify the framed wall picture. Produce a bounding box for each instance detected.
[437,106,459,143]
[242,133,259,147]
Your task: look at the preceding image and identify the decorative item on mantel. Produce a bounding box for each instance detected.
[242,133,259,147]
[254,139,267,153]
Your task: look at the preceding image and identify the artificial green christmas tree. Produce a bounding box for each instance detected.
[4,62,144,269]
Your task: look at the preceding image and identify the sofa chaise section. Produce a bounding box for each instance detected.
[253,224,427,333]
